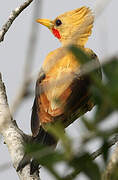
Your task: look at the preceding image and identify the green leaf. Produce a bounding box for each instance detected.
[69,153,101,180]
[102,58,118,107]
[45,123,73,160]
[103,58,118,83]
[25,143,65,166]
[82,116,96,132]
[90,77,115,123]
[69,45,102,80]
[68,45,91,64]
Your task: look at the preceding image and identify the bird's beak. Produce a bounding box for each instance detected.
[36,19,53,29]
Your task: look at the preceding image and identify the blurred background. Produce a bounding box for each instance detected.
[0,0,117,179]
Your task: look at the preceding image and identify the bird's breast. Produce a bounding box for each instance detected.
[42,52,80,112]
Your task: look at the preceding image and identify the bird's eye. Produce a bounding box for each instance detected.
[55,19,62,26]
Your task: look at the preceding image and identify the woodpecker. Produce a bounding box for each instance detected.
[17,6,101,174]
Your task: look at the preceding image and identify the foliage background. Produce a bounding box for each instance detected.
[0,0,118,179]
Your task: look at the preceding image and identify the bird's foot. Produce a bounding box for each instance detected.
[16,154,40,175]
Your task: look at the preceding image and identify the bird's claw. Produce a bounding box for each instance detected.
[16,154,40,175]
[16,154,31,172]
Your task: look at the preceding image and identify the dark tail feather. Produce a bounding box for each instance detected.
[31,98,40,137]
[33,126,57,147]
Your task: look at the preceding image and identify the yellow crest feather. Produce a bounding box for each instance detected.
[55,7,94,46]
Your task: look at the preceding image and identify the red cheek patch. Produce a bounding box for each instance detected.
[52,28,61,39]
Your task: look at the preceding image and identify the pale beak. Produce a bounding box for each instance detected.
[36,19,53,29]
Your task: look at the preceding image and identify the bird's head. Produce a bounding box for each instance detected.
[36,7,94,46]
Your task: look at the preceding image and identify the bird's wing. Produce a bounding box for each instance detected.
[31,69,46,137]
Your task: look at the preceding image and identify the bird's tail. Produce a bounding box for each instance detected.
[30,97,57,174]
[30,127,57,174]
[33,126,57,147]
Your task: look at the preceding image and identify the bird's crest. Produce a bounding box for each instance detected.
[56,6,94,46]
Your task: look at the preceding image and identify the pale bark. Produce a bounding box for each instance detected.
[0,73,40,180]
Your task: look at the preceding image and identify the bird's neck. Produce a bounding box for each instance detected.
[61,38,85,48]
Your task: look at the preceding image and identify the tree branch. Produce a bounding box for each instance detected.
[0,73,40,179]
[91,134,118,160]
[0,0,34,42]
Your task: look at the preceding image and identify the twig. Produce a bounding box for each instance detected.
[91,134,118,160]
[0,0,34,42]
[0,73,40,179]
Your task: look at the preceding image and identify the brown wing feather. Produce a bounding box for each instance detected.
[31,69,46,137]
[31,98,40,137]
[38,85,71,124]
[36,75,91,127]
